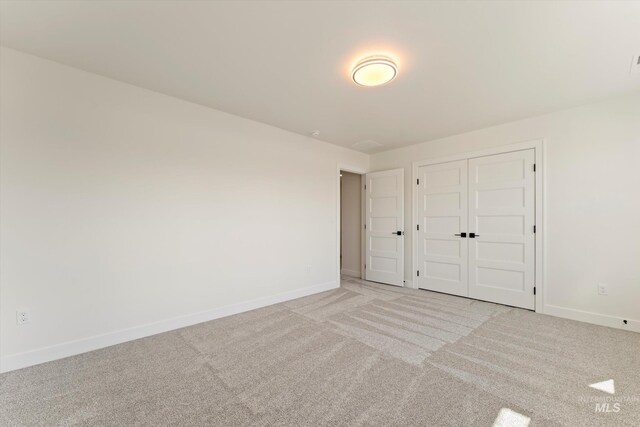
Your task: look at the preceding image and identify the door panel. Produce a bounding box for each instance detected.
[416,160,468,296]
[365,169,404,286]
[468,150,535,309]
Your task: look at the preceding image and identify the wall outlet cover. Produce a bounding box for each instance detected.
[16,310,31,325]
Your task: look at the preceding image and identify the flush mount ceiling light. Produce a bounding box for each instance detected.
[352,56,397,87]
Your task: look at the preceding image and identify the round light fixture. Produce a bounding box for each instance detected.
[352,56,397,87]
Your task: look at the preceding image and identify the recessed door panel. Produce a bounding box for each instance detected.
[477,215,524,235]
[371,217,397,232]
[425,261,461,282]
[476,187,524,210]
[425,192,460,210]
[370,236,398,252]
[371,197,398,217]
[477,267,525,291]
[476,242,524,263]
[425,239,461,259]
[476,159,525,183]
[424,216,460,234]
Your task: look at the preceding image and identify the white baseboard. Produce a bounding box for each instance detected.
[544,304,640,333]
[403,280,415,289]
[340,268,361,278]
[0,280,338,374]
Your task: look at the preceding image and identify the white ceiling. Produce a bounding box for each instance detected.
[2,1,640,153]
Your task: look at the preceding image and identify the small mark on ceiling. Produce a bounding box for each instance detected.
[352,139,383,152]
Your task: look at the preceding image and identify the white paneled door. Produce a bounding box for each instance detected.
[468,150,536,309]
[416,160,468,296]
[365,169,404,286]
[415,149,536,310]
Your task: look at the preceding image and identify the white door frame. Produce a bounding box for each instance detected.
[337,163,367,283]
[412,139,545,313]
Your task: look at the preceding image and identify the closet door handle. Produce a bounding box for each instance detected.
[454,233,467,238]
[469,233,480,238]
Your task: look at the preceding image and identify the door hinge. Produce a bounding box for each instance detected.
[533,164,536,172]
[416,224,419,231]
[364,224,366,229]
[416,179,419,185]
[364,263,366,269]
[533,286,536,295]
[417,270,420,277]
[364,184,366,190]
[533,225,536,233]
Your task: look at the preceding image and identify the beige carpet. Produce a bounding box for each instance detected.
[1,277,639,426]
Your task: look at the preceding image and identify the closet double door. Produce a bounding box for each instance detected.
[415,149,536,310]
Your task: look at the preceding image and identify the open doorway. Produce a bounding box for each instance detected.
[340,171,363,279]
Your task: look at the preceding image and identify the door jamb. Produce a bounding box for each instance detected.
[337,164,367,284]
[411,139,545,313]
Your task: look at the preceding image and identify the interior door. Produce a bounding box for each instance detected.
[365,169,404,286]
[468,149,536,309]
[415,160,468,296]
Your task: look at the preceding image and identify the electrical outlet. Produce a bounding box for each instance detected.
[598,283,609,296]
[16,310,30,325]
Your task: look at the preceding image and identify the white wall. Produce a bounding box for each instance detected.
[0,48,368,371]
[370,91,640,331]
[340,172,361,277]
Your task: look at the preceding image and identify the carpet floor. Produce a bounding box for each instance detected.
[1,277,639,426]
